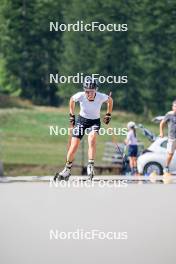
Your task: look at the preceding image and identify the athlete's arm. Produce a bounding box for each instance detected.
[159,120,166,138]
[103,96,113,124]
[106,96,113,114]
[69,97,75,115]
[69,97,76,126]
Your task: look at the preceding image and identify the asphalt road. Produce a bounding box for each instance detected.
[0,179,176,264]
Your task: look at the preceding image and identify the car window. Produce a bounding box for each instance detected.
[160,140,168,149]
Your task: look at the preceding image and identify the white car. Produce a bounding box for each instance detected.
[137,137,176,175]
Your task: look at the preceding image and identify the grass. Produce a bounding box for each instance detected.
[0,105,160,175]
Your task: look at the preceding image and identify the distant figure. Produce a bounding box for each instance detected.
[160,100,176,175]
[125,122,138,175]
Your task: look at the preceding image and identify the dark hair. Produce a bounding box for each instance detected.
[132,127,136,138]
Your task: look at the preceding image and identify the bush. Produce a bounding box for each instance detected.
[0,94,33,109]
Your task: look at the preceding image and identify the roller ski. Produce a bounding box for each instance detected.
[54,162,72,182]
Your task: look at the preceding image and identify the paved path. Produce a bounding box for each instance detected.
[0,175,176,184]
[0,178,176,264]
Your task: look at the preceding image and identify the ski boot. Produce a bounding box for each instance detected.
[54,166,71,182]
[87,162,95,181]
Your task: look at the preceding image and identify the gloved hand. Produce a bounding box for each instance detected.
[103,113,111,124]
[69,113,75,126]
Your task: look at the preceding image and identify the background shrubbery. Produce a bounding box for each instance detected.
[0,0,175,115]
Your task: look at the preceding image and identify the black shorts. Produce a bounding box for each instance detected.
[72,115,101,140]
[128,145,138,157]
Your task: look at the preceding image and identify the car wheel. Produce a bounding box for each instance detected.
[143,162,163,175]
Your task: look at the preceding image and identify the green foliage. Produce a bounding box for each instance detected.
[0,0,175,114]
[0,0,64,105]
[0,94,33,108]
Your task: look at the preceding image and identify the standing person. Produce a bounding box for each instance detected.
[125,122,138,175]
[160,100,176,175]
[54,76,113,181]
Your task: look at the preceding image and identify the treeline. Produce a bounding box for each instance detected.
[0,0,175,115]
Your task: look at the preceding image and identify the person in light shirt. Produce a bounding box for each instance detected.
[54,76,113,181]
[125,122,138,175]
[160,100,176,175]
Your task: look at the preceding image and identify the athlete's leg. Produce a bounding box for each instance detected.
[67,137,81,162]
[133,157,138,175]
[87,130,98,178]
[164,153,174,174]
[88,130,97,160]
[166,153,173,168]
[133,157,137,167]
[164,139,176,173]
[129,157,133,169]
[163,153,173,177]
[129,157,134,174]
[129,157,138,175]
[54,135,82,180]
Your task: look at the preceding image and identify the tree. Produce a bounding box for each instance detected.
[0,0,64,105]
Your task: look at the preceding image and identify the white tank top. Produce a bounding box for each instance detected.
[72,92,109,119]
